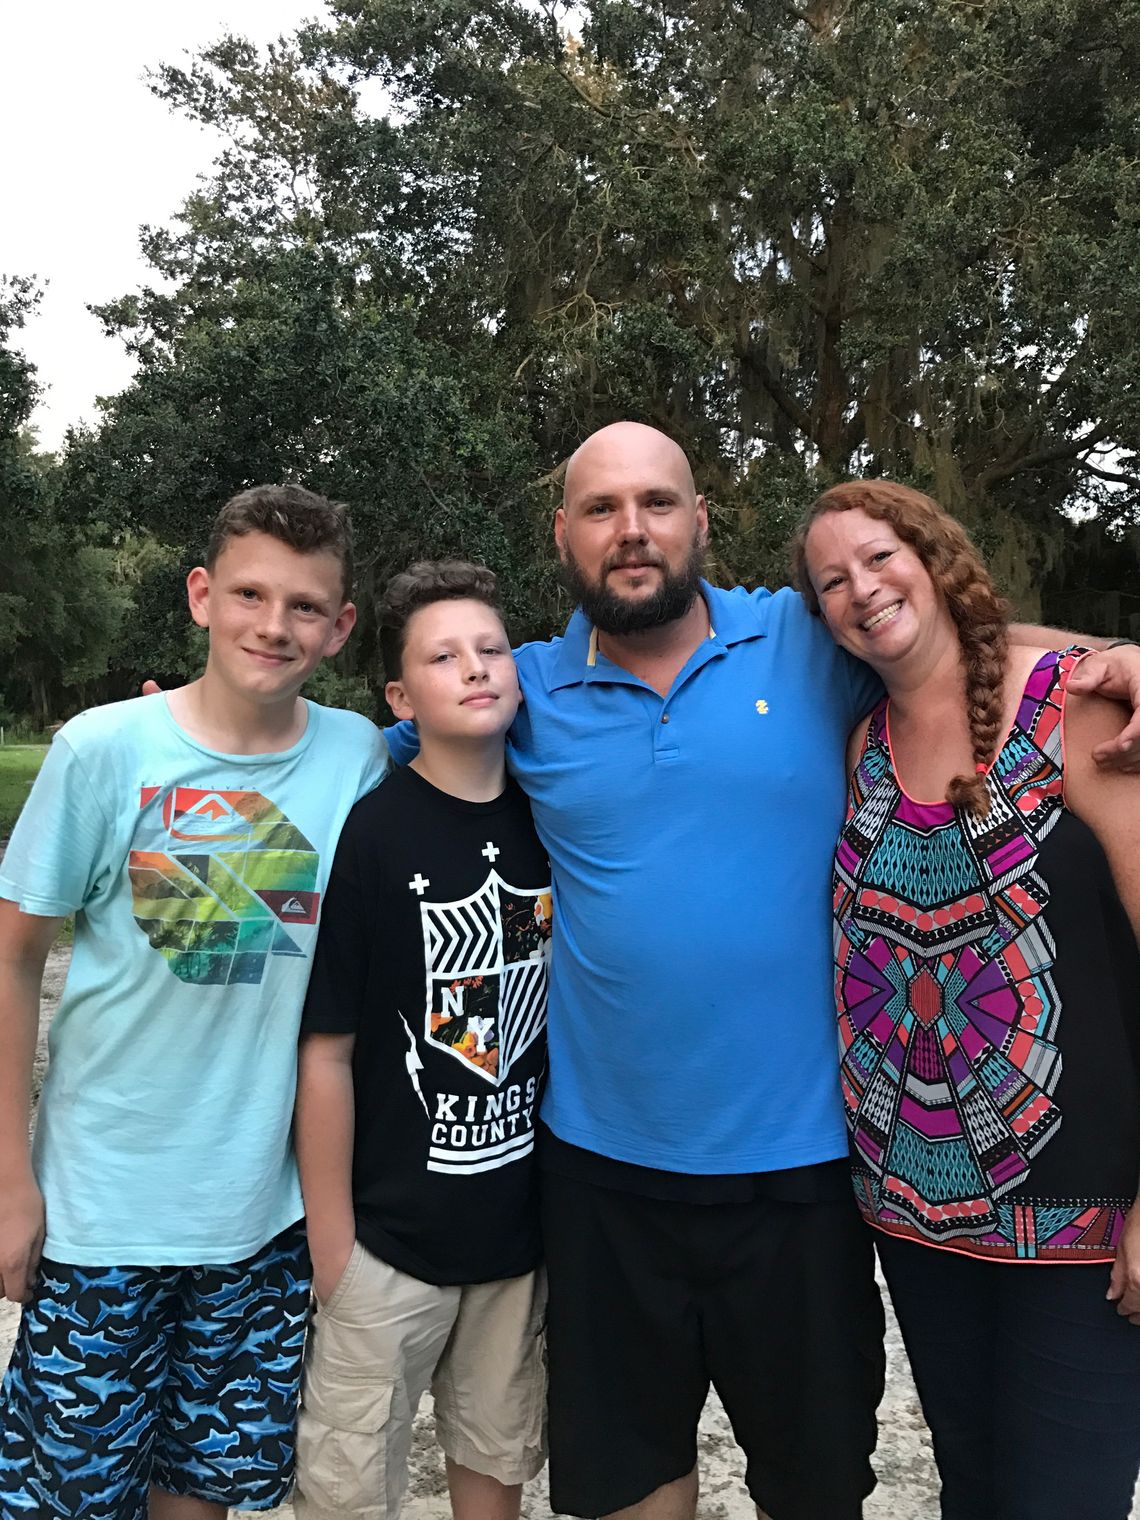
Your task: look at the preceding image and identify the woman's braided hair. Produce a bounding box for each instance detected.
[790,480,1010,818]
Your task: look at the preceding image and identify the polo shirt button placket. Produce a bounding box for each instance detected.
[655,705,679,761]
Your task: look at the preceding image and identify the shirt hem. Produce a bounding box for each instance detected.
[41,1213,304,1269]
[0,879,80,917]
[356,1223,541,1287]
[868,1216,1118,1265]
[540,1118,849,1174]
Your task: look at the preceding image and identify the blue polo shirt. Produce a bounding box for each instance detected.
[389,583,881,1173]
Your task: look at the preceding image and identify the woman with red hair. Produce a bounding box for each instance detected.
[794,481,1140,1519]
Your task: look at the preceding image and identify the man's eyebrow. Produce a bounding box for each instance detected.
[573,484,681,506]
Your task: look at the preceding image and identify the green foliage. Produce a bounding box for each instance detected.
[50,0,1140,659]
[0,284,136,723]
[0,746,47,838]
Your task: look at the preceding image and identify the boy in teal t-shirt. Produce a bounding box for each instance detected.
[0,486,387,1520]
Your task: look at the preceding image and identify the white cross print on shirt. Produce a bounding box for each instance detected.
[408,873,430,896]
[481,841,500,863]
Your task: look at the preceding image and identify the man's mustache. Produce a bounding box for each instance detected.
[604,550,667,572]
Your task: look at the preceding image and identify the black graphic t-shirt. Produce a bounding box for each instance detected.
[301,765,551,1285]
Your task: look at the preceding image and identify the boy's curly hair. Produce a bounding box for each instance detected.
[205,484,353,601]
[378,560,503,682]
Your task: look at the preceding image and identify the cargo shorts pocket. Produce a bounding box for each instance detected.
[296,1375,394,1515]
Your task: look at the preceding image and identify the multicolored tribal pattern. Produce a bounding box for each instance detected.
[833,649,1125,1261]
[129,786,320,986]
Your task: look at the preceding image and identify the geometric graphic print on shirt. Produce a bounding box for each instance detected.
[834,648,1131,1261]
[129,785,320,985]
[414,862,552,1173]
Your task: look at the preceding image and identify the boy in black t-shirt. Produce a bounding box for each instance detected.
[293,561,550,1520]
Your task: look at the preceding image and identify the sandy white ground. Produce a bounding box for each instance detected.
[2,949,1136,1519]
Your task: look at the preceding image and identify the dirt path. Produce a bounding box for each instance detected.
[2,950,1135,1518]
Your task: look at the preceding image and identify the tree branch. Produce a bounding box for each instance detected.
[1079,460,1140,490]
[974,424,1112,490]
[739,340,814,444]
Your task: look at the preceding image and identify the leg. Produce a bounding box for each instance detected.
[704,1194,885,1520]
[876,1233,999,1520]
[433,1269,546,1503]
[0,1259,175,1520]
[152,1222,312,1515]
[602,1465,699,1520]
[540,1174,708,1518]
[293,1240,459,1520]
[147,1490,225,1519]
[992,1261,1140,1520]
[445,1459,522,1520]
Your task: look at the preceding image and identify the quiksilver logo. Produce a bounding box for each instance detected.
[281,896,307,915]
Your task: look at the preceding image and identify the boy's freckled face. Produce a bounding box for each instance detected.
[387,599,520,744]
[187,531,355,705]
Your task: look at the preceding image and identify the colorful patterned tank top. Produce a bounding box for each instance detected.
[833,649,1140,1262]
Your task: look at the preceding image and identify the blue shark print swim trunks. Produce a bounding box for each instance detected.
[0,1222,310,1518]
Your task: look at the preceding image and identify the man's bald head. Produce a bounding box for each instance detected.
[563,421,697,508]
[555,420,708,636]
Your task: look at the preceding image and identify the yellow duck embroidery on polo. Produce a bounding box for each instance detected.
[755,699,769,715]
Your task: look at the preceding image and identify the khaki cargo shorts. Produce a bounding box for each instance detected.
[293,1241,547,1520]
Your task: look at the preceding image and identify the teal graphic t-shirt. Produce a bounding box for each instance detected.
[0,693,387,1266]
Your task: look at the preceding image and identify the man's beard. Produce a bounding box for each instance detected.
[560,533,706,636]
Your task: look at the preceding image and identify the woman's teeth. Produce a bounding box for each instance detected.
[861,601,902,631]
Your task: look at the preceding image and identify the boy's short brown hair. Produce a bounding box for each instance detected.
[379,560,503,682]
[205,485,354,601]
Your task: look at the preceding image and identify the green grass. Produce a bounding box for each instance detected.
[0,745,48,838]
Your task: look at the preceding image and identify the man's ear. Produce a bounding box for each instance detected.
[386,678,414,722]
[186,566,211,630]
[554,506,568,561]
[325,602,357,658]
[695,493,710,546]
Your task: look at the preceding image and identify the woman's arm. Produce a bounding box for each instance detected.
[1063,690,1140,936]
[1063,689,1140,1323]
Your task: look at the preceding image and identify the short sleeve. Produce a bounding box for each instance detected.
[301,806,374,1036]
[0,732,117,916]
[384,720,419,766]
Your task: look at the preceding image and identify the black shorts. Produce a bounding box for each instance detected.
[541,1171,885,1520]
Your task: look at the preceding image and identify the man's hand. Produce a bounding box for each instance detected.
[1108,1206,1140,1324]
[0,1175,45,1304]
[309,1231,356,1307]
[1067,647,1140,771]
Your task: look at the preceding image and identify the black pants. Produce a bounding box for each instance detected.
[879,1232,1140,1520]
[541,1171,885,1520]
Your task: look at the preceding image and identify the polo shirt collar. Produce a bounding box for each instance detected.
[546,580,767,691]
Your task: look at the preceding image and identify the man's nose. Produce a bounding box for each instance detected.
[614,503,649,540]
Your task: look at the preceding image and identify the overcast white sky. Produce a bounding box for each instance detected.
[1,0,329,450]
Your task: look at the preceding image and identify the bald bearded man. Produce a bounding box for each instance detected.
[387,422,1140,1520]
[392,422,884,1520]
